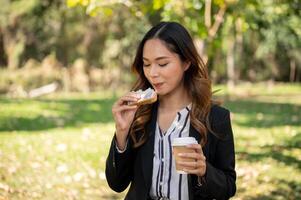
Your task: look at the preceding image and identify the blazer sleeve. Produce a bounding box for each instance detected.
[105,135,135,192]
[194,108,236,199]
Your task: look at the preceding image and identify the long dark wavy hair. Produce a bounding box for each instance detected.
[129,22,213,148]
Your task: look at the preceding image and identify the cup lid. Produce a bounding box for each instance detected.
[172,137,197,146]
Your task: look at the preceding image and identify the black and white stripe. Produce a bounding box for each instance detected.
[149,104,191,200]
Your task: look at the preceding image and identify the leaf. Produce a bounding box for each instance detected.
[66,0,90,8]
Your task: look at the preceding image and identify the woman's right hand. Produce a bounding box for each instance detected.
[112,92,140,150]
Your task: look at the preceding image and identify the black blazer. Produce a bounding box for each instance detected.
[106,103,236,200]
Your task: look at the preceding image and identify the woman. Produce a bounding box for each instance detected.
[106,21,236,200]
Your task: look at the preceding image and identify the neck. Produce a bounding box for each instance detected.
[158,84,191,111]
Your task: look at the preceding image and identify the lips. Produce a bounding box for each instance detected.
[153,82,164,90]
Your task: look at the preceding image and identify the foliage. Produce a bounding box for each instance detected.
[0,0,89,68]
[66,0,301,83]
[0,0,300,92]
[240,0,301,81]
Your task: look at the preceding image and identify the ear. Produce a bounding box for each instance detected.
[183,61,191,71]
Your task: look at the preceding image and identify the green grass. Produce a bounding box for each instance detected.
[0,83,301,199]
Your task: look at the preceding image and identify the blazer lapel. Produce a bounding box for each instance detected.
[188,124,210,200]
[140,103,158,191]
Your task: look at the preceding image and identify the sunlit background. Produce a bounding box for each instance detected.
[0,0,300,199]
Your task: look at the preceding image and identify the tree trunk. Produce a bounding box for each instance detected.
[289,59,296,82]
[0,29,7,67]
[194,38,208,64]
[227,37,235,89]
[208,5,226,41]
[235,17,243,81]
[267,54,279,81]
[57,8,68,66]
[3,28,25,69]
[205,0,212,28]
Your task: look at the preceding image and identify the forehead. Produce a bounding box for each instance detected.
[143,39,175,60]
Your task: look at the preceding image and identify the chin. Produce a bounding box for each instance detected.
[155,89,170,97]
[155,90,164,96]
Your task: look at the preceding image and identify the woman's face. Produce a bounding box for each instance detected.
[142,39,190,96]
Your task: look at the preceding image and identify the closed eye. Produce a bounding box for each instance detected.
[143,63,150,67]
[159,63,168,67]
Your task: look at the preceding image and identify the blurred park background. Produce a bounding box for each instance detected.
[0,0,300,199]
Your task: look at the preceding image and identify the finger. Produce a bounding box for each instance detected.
[113,104,138,115]
[117,96,140,105]
[116,92,141,103]
[177,159,206,167]
[127,101,139,106]
[123,93,141,99]
[177,161,197,168]
[115,104,138,112]
[179,153,206,161]
[181,168,203,176]
[112,103,137,114]
[125,91,141,99]
[186,144,203,154]
[178,152,204,160]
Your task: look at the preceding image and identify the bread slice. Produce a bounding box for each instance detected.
[130,88,157,106]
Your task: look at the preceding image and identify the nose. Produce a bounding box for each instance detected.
[149,65,159,77]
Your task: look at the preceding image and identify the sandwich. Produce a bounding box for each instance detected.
[129,88,157,106]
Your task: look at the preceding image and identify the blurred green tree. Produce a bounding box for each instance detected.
[0,0,299,84]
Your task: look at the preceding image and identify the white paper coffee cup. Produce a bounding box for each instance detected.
[172,137,198,174]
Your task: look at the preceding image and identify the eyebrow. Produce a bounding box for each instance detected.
[143,56,170,61]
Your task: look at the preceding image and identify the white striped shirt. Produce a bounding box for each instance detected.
[149,104,191,200]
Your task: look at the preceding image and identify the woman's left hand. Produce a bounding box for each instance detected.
[177,144,206,176]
